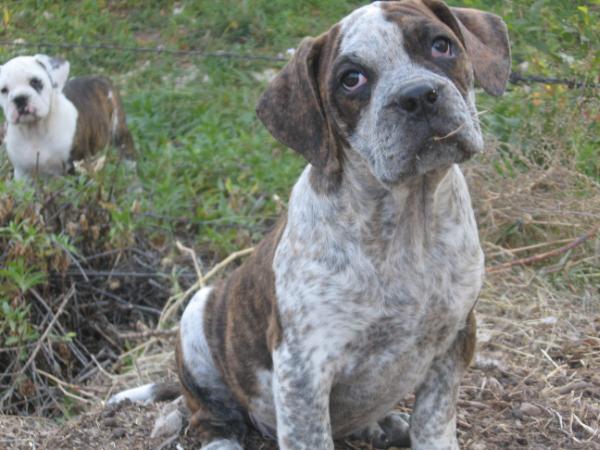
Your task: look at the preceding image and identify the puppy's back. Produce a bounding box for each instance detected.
[64,76,136,161]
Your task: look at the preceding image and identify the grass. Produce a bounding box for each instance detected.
[0,0,598,423]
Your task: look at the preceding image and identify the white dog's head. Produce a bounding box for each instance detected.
[0,54,70,125]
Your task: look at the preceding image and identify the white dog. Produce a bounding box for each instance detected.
[0,54,135,180]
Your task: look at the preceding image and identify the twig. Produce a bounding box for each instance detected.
[486,226,599,273]
[0,287,75,407]
[509,71,599,89]
[176,241,204,288]
[572,413,598,437]
[64,269,169,278]
[433,121,466,141]
[158,247,254,326]
[118,328,178,340]
[10,287,75,377]
[487,237,574,258]
[203,247,255,281]
[54,239,89,281]
[36,369,99,400]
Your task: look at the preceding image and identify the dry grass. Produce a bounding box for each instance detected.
[1,142,599,449]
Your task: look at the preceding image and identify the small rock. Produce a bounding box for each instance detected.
[103,417,119,428]
[151,408,183,438]
[519,402,542,417]
[151,396,187,438]
[111,427,127,439]
[486,376,504,396]
[470,443,487,450]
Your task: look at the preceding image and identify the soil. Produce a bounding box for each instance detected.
[2,314,598,450]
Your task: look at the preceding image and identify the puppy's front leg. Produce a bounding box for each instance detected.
[273,342,335,450]
[410,311,476,450]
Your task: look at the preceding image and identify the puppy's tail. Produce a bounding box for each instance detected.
[107,381,180,406]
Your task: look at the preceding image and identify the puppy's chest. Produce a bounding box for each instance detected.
[280,220,483,371]
[8,125,75,171]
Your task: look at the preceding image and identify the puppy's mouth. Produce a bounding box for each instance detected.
[12,107,39,124]
[377,122,482,186]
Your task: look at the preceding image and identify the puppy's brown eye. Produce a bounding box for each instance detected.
[30,77,43,92]
[341,71,367,92]
[432,37,452,58]
[1,87,7,95]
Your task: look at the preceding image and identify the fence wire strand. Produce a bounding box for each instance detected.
[1,39,598,88]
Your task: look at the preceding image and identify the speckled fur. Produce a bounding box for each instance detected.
[108,2,510,449]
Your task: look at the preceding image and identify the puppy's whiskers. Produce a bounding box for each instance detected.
[472,109,490,131]
[432,121,467,141]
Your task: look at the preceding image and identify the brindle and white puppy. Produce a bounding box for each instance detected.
[110,1,510,449]
[0,54,135,180]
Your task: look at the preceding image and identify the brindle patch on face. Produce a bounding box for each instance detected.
[328,56,376,139]
[381,0,474,98]
[63,76,136,164]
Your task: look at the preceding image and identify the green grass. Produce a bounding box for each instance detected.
[0,0,596,254]
[0,0,598,340]
[0,0,597,258]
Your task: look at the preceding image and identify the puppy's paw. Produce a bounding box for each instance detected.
[354,412,411,449]
[378,412,410,448]
[350,422,382,448]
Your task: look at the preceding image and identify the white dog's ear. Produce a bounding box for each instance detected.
[34,54,70,91]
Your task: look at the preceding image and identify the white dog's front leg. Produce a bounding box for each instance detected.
[273,343,335,450]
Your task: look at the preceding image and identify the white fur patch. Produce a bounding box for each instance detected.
[180,287,222,387]
[107,383,156,405]
[201,439,243,450]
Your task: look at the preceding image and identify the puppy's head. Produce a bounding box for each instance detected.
[257,0,510,188]
[0,54,69,125]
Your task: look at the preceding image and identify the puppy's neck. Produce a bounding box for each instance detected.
[342,150,452,217]
[334,153,463,255]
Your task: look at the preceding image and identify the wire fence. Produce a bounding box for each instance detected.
[0,40,288,63]
[2,39,599,89]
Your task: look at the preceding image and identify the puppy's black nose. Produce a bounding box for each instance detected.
[13,95,29,110]
[397,83,443,116]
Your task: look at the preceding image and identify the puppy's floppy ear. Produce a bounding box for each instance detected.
[34,54,70,91]
[256,32,341,174]
[424,0,511,96]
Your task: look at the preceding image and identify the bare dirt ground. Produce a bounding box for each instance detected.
[1,151,599,449]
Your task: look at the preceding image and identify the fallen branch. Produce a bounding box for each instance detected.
[118,328,178,341]
[509,72,599,89]
[486,226,599,274]
[36,369,99,400]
